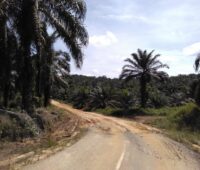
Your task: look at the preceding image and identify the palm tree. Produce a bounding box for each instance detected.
[88,86,117,110]
[120,49,169,108]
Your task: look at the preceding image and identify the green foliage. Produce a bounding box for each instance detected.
[172,103,200,131]
[120,49,169,107]
[149,103,200,145]
[149,103,200,132]
[114,89,135,109]
[95,107,120,116]
[72,88,89,109]
[148,85,169,108]
[53,74,198,113]
[0,0,88,113]
[8,93,22,109]
[0,117,35,141]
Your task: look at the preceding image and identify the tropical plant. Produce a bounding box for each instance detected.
[120,49,169,107]
[115,90,134,111]
[88,86,117,110]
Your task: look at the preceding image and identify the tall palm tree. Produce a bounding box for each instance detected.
[120,49,169,108]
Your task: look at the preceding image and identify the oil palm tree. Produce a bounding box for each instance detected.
[88,86,117,110]
[120,49,169,108]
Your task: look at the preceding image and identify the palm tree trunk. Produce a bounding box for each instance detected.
[20,0,36,114]
[36,57,42,97]
[140,76,148,108]
[43,52,53,107]
[21,46,34,115]
[3,28,11,108]
[0,16,10,107]
[44,77,50,107]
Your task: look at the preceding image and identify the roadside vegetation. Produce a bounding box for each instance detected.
[0,105,83,169]
[0,0,88,140]
[149,103,200,149]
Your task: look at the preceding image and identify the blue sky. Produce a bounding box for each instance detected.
[57,0,200,78]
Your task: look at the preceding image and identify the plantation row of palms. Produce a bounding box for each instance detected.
[0,0,88,115]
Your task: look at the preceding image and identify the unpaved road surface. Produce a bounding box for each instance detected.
[22,101,200,170]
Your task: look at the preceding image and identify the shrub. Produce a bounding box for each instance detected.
[8,93,22,109]
[173,103,200,131]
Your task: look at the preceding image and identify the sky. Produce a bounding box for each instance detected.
[57,0,200,78]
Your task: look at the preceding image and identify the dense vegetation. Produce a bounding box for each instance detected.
[0,0,88,140]
[0,0,88,114]
[52,73,198,110]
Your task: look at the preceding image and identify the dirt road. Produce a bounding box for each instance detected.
[22,101,200,170]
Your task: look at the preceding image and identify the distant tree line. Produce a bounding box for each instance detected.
[52,73,199,111]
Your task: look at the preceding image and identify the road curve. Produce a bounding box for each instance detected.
[22,101,200,170]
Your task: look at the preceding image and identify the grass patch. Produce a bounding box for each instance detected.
[94,104,195,117]
[140,104,196,116]
[95,107,121,116]
[149,103,200,147]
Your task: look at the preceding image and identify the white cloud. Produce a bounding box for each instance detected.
[89,31,118,47]
[104,14,149,23]
[183,42,200,56]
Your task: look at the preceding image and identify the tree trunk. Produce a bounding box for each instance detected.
[21,46,34,115]
[43,53,53,107]
[0,16,10,107]
[36,58,42,97]
[140,76,148,108]
[20,0,36,114]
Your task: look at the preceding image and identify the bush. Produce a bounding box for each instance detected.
[173,103,200,131]
[0,117,34,141]
[8,93,22,109]
[149,92,169,108]
[33,96,43,108]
